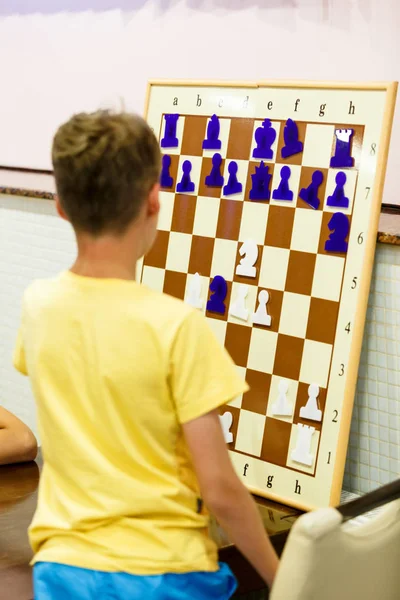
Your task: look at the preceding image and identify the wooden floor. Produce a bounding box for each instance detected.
[0,454,300,599]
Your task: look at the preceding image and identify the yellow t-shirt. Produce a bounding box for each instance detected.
[13,271,247,575]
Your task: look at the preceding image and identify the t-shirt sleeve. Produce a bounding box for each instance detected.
[13,305,28,376]
[170,309,249,424]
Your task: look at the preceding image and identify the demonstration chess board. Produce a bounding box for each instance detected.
[142,81,397,510]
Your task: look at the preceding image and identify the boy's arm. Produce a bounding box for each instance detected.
[0,406,38,465]
[183,409,279,589]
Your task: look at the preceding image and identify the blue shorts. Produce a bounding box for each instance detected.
[33,561,237,600]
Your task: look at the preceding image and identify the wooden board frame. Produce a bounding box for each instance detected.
[143,79,398,510]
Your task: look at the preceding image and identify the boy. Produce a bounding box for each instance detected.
[0,405,37,465]
[13,110,279,599]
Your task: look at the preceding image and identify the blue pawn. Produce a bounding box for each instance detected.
[176,160,195,193]
[281,119,303,159]
[205,153,224,188]
[252,119,276,160]
[223,161,242,196]
[207,276,228,315]
[327,172,349,209]
[325,212,350,254]
[203,115,222,150]
[160,155,173,189]
[299,170,324,210]
[272,166,293,201]
[249,161,271,201]
[161,114,179,148]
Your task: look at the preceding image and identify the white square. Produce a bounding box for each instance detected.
[270,164,301,207]
[324,168,358,215]
[259,246,290,291]
[165,232,192,273]
[211,238,238,280]
[291,208,323,254]
[184,273,209,315]
[249,120,281,163]
[239,202,269,246]
[228,281,258,327]
[202,117,232,159]
[160,114,185,155]
[206,318,227,347]
[235,410,266,457]
[193,196,220,238]
[158,192,174,231]
[266,376,298,423]
[312,254,345,301]
[248,328,278,374]
[228,366,247,408]
[141,266,165,293]
[302,124,335,168]
[279,292,311,338]
[286,423,320,474]
[175,155,202,196]
[300,340,333,388]
[221,159,249,201]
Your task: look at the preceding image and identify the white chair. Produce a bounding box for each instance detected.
[270,480,400,600]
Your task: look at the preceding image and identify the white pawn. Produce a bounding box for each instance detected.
[300,383,322,422]
[229,284,249,321]
[219,412,234,444]
[186,273,203,309]
[272,380,292,417]
[252,290,272,327]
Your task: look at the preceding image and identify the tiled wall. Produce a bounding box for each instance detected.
[0,194,399,495]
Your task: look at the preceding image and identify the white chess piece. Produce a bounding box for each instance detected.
[186,273,203,309]
[229,284,249,321]
[272,380,292,416]
[219,412,234,444]
[291,424,315,467]
[300,383,322,422]
[235,239,258,278]
[252,290,272,327]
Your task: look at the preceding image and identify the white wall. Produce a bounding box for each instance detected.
[0,1,399,201]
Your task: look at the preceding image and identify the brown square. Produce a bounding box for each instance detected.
[199,156,225,198]
[218,405,240,451]
[206,278,232,323]
[264,206,295,249]
[216,200,243,241]
[163,271,187,300]
[181,115,209,156]
[241,369,272,415]
[143,230,170,269]
[306,298,339,345]
[318,211,352,257]
[253,288,284,333]
[171,194,197,234]
[296,167,328,211]
[330,124,365,170]
[260,417,292,467]
[233,242,262,286]
[160,154,180,192]
[276,120,307,166]
[293,382,327,432]
[225,322,252,368]
[244,161,274,203]
[188,236,215,276]
[273,334,304,380]
[226,118,255,160]
[285,251,316,295]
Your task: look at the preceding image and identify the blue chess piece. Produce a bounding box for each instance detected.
[160,155,173,189]
[203,115,222,150]
[330,129,355,168]
[206,276,228,315]
[272,166,293,201]
[161,114,179,148]
[299,170,324,210]
[327,172,349,209]
[176,160,195,193]
[252,119,276,160]
[325,212,350,253]
[281,119,303,159]
[205,153,224,188]
[249,162,272,201]
[223,161,242,196]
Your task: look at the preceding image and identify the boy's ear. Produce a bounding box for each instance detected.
[147,183,160,217]
[55,196,68,221]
